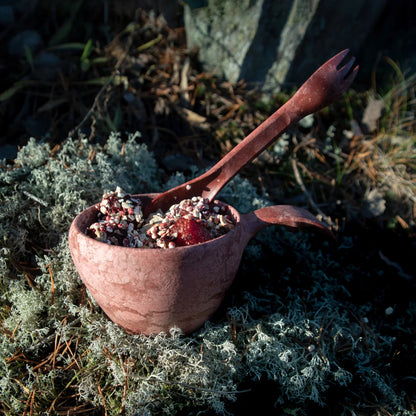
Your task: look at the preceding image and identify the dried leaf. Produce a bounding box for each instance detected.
[363,188,386,217]
[362,97,385,132]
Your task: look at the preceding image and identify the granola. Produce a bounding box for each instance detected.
[86,187,234,248]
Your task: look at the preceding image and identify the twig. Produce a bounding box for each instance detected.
[240,332,257,362]
[69,77,113,136]
[119,357,130,415]
[291,157,333,227]
[226,313,238,346]
[37,206,48,230]
[22,190,48,207]
[48,263,55,305]
[24,317,81,353]
[22,386,36,416]
[96,381,108,416]
[379,250,413,281]
[69,26,135,137]
[180,57,190,107]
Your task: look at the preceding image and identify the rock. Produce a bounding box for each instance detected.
[183,0,388,95]
[184,0,265,85]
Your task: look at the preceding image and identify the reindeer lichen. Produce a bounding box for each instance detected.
[0,133,414,415]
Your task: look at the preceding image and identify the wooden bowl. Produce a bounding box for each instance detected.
[69,194,331,335]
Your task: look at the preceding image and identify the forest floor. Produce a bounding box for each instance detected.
[0,2,415,415]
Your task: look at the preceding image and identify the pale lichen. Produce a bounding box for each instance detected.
[0,133,414,415]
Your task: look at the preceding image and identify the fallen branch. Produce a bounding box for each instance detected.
[291,157,334,227]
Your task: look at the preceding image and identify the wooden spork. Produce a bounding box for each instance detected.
[145,49,358,215]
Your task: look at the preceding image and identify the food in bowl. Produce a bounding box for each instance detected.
[86,187,234,248]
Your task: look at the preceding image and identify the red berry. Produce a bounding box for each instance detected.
[171,217,212,246]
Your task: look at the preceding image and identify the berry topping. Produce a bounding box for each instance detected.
[171,217,213,246]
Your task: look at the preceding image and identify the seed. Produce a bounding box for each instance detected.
[87,188,235,248]
[115,186,125,197]
[122,200,133,209]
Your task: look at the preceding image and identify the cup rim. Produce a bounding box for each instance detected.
[70,194,241,252]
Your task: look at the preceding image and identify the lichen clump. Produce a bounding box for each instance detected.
[86,187,234,248]
[1,134,415,415]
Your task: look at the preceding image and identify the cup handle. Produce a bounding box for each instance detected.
[241,205,334,241]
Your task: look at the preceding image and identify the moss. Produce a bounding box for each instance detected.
[0,134,414,415]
